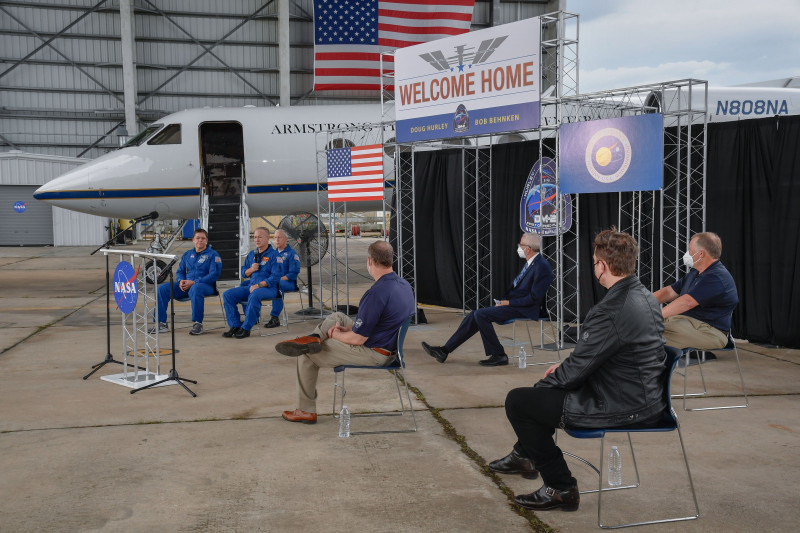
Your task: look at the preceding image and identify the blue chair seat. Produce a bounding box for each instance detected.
[561,345,700,529]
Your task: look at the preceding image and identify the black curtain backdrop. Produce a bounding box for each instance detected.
[405,115,800,347]
[706,115,800,347]
[412,149,465,308]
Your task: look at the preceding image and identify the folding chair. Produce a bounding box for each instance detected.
[562,346,700,529]
[501,304,561,366]
[254,290,290,337]
[174,283,225,322]
[332,316,417,435]
[674,331,749,411]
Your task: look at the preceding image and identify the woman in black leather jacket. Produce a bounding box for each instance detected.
[488,228,667,512]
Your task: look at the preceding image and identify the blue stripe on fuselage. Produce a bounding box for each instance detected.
[34,181,396,201]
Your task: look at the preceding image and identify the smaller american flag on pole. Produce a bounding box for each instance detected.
[327,144,384,202]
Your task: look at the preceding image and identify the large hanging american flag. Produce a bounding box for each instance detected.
[314,0,475,91]
[327,144,384,202]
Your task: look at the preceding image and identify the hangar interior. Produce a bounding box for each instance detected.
[0,0,560,244]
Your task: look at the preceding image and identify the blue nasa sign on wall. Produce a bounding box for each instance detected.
[13,201,26,213]
[519,157,572,236]
[113,261,138,314]
[559,114,664,194]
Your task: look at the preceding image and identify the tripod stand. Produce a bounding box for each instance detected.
[132,268,197,397]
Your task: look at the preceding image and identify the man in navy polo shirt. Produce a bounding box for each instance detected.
[654,232,738,349]
[275,240,415,424]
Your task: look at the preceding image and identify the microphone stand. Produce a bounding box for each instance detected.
[132,267,197,397]
[84,218,148,379]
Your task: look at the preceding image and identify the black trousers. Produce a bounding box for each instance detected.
[505,386,577,490]
[443,305,530,356]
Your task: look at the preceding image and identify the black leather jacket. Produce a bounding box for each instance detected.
[536,276,667,428]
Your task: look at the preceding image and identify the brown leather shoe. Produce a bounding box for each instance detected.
[281,409,318,424]
[515,484,580,512]
[276,336,322,357]
[488,450,539,479]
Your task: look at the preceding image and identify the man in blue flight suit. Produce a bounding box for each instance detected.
[152,228,222,335]
[422,232,554,366]
[262,229,301,328]
[222,227,280,339]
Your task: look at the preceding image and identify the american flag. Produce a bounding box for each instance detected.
[327,144,384,202]
[314,0,475,91]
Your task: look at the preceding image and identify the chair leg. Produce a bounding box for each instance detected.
[332,370,346,418]
[681,347,749,411]
[596,431,699,529]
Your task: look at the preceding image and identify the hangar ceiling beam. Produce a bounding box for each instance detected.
[137,0,277,107]
[0,0,108,82]
[0,6,123,104]
[77,120,122,158]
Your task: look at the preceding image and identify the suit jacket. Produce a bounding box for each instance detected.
[503,254,554,320]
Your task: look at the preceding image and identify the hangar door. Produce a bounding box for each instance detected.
[0,185,54,245]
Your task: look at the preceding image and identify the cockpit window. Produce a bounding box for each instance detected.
[148,124,182,145]
[123,124,162,147]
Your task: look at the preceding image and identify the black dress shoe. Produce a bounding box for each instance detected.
[222,327,241,338]
[265,315,281,328]
[421,341,447,363]
[515,484,580,512]
[234,328,251,339]
[488,450,539,479]
[479,354,508,366]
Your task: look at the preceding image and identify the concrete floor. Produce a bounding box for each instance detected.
[1,239,798,532]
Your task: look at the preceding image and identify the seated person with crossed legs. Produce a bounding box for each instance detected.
[263,229,301,328]
[275,240,415,424]
[421,232,553,366]
[489,228,666,511]
[152,228,221,336]
[222,227,280,339]
[653,231,738,351]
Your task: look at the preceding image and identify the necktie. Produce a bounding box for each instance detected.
[513,261,530,287]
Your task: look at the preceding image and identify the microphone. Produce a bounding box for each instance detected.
[131,211,158,224]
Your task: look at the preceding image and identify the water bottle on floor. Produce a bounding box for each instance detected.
[338,405,351,438]
[608,445,622,486]
[518,346,527,369]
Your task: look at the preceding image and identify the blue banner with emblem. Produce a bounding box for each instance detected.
[559,114,663,194]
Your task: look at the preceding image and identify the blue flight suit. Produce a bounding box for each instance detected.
[157,246,222,324]
[223,246,281,331]
[269,245,302,318]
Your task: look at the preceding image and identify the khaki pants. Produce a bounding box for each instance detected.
[663,315,728,350]
[296,312,391,413]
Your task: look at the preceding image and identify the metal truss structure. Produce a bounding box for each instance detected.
[560,78,708,293]
[314,12,707,346]
[315,122,397,315]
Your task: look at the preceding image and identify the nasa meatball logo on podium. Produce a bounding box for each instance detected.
[559,114,663,194]
[113,260,138,315]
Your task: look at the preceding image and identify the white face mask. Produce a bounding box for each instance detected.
[517,245,527,259]
[683,251,699,269]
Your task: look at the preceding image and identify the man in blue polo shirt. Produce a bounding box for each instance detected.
[152,228,221,336]
[654,232,738,349]
[275,240,415,424]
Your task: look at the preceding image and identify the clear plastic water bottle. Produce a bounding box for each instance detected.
[608,445,622,486]
[518,346,527,369]
[338,405,351,438]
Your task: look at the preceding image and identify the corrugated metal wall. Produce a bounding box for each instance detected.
[0,151,106,245]
[1,0,559,160]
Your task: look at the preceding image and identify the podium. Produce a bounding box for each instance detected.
[87,249,195,395]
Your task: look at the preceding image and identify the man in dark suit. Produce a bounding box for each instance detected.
[422,232,554,367]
